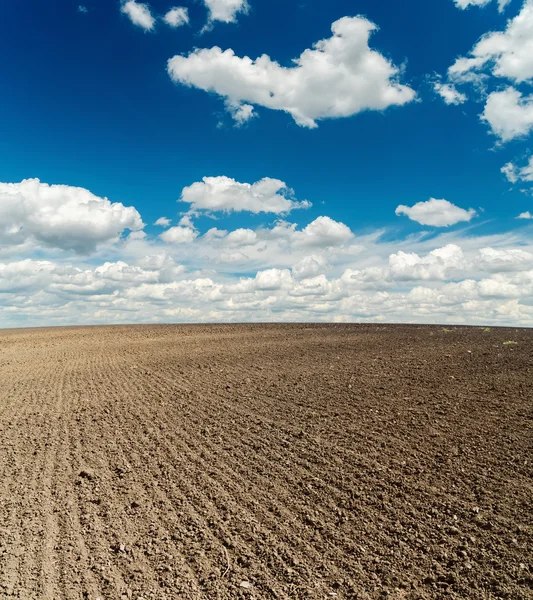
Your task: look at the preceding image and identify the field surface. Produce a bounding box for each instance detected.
[0,324,531,600]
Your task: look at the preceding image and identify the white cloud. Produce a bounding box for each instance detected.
[93,261,159,283]
[3,234,533,328]
[450,0,533,84]
[502,156,533,183]
[223,228,257,247]
[180,176,311,214]
[395,198,477,227]
[3,177,533,328]
[203,0,249,25]
[121,0,155,31]
[481,87,533,142]
[78,5,88,14]
[160,226,198,244]
[434,82,467,105]
[154,217,171,227]
[292,255,329,280]
[0,260,55,294]
[292,216,354,248]
[502,162,519,183]
[0,179,143,253]
[164,7,189,28]
[477,247,533,270]
[167,16,416,128]
[255,268,293,291]
[453,0,511,12]
[388,244,466,281]
[228,102,255,125]
[517,210,533,218]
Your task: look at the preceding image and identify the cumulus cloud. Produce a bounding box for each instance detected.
[292,255,329,280]
[121,0,155,30]
[388,244,466,280]
[0,179,143,253]
[154,217,171,227]
[160,226,198,244]
[453,0,511,11]
[0,260,55,294]
[434,82,467,105]
[255,268,293,291]
[164,7,189,28]
[477,247,533,270]
[203,0,248,26]
[395,198,477,227]
[180,176,311,214]
[450,0,533,84]
[517,210,533,218]
[292,216,354,247]
[3,234,533,328]
[223,228,257,247]
[167,16,416,128]
[2,177,533,328]
[481,87,533,142]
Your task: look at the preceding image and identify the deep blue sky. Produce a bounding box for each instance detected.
[1,0,528,236]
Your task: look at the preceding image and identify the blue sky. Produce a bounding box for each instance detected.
[1,0,533,327]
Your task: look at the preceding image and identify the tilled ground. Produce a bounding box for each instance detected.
[0,324,531,600]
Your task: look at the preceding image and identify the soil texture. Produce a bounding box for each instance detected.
[0,324,531,599]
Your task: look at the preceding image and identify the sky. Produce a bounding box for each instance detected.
[1,0,533,328]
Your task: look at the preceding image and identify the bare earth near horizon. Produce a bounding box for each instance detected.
[0,324,531,599]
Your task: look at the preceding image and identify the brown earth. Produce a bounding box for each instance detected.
[0,324,532,600]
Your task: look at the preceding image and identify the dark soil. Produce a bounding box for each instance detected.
[0,324,531,599]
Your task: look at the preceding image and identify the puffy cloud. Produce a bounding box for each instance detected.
[292,255,329,280]
[291,217,354,248]
[341,266,387,289]
[290,275,335,297]
[178,214,195,228]
[154,217,171,227]
[477,247,533,271]
[0,179,143,253]
[93,261,159,283]
[78,5,88,13]
[0,260,55,294]
[203,227,228,242]
[160,226,198,244]
[434,82,467,105]
[223,228,257,247]
[388,244,466,281]
[164,7,189,28]
[481,87,533,142]
[478,275,522,297]
[228,102,255,125]
[453,0,511,11]
[167,16,416,128]
[395,198,477,227]
[255,268,293,291]
[502,156,533,183]
[2,177,533,328]
[3,239,533,328]
[180,176,311,214]
[450,0,533,84]
[203,0,248,25]
[121,1,155,30]
[517,211,533,218]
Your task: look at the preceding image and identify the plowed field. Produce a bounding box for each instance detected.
[0,324,531,600]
